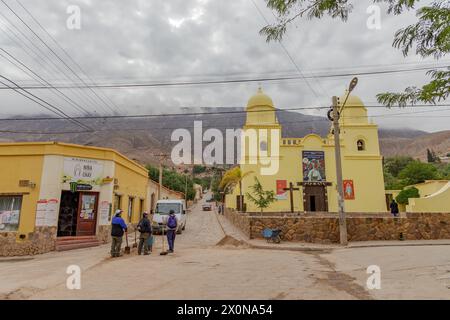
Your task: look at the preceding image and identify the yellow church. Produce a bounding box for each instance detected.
[225,88,387,213]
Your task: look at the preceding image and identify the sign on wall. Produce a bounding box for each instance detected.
[343,180,355,200]
[302,151,326,182]
[63,157,104,186]
[99,200,111,225]
[35,198,59,226]
[276,180,288,200]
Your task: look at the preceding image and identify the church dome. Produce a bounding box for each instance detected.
[339,91,364,108]
[246,87,274,110]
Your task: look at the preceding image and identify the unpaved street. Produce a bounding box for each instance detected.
[0,198,449,300]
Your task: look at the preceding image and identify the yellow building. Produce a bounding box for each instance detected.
[386,180,450,213]
[225,88,387,213]
[0,142,149,256]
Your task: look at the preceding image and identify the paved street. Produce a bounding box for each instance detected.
[0,198,449,300]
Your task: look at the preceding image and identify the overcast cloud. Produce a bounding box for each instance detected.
[0,0,449,132]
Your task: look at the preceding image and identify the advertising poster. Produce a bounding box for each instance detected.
[344,180,355,200]
[35,199,48,227]
[276,180,287,200]
[99,200,111,225]
[35,199,59,226]
[302,151,326,182]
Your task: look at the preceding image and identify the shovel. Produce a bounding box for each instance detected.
[133,228,138,248]
[124,232,131,254]
[160,225,168,256]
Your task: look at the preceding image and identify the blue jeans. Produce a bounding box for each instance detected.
[167,229,176,251]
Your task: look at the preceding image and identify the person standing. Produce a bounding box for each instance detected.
[390,199,399,217]
[111,209,128,257]
[137,212,152,255]
[166,210,178,253]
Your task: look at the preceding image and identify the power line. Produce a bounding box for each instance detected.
[1,64,447,90]
[0,1,114,114]
[14,0,120,114]
[0,74,93,131]
[0,103,448,122]
[0,48,92,115]
[0,12,106,115]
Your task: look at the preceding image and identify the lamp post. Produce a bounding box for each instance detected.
[329,77,358,246]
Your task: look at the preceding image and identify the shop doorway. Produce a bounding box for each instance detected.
[57,191,99,237]
[303,185,328,212]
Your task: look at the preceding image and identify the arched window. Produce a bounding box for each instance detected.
[357,139,365,151]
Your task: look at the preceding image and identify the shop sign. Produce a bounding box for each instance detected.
[63,157,104,186]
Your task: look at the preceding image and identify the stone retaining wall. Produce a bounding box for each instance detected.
[225,209,450,243]
[0,227,57,257]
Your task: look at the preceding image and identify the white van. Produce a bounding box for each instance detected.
[152,199,187,234]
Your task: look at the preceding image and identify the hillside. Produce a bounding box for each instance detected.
[0,108,447,164]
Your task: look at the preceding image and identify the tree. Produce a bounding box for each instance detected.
[396,186,420,204]
[246,177,276,214]
[398,161,439,185]
[219,167,253,211]
[384,156,415,177]
[260,0,450,107]
[146,164,196,200]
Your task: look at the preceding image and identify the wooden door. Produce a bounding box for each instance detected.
[304,185,328,212]
[76,192,99,236]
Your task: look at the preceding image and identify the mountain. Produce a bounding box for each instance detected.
[0,108,447,164]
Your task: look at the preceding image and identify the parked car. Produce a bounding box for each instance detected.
[152,199,187,234]
[202,203,212,211]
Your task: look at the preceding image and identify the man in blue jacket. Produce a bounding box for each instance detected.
[111,209,128,257]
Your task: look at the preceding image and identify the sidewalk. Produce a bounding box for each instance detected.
[216,213,450,252]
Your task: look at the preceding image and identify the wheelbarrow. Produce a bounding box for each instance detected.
[262,228,282,244]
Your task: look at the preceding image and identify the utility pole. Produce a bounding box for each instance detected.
[329,77,358,246]
[154,153,169,200]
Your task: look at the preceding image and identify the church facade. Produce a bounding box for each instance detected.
[225,89,387,213]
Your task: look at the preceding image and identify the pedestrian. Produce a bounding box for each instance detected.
[166,209,178,253]
[390,199,399,217]
[111,209,128,257]
[137,212,152,255]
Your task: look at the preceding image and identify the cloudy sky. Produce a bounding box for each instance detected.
[0,0,449,132]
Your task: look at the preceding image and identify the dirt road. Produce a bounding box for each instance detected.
[1,198,448,299]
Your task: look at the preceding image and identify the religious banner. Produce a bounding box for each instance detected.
[276,180,287,200]
[343,180,355,200]
[302,151,326,182]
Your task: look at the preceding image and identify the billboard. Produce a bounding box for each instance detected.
[302,151,326,182]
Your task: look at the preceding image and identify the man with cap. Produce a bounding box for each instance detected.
[137,212,152,255]
[110,209,128,257]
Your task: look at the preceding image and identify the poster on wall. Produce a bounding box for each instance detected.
[276,180,288,200]
[63,157,104,187]
[343,180,355,200]
[35,199,59,226]
[302,151,326,182]
[99,200,111,225]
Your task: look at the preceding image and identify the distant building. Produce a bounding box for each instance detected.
[225,88,386,213]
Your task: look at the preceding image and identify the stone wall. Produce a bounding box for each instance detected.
[225,209,450,243]
[0,227,57,257]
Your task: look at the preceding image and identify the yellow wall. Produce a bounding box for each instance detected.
[0,154,44,235]
[406,181,450,213]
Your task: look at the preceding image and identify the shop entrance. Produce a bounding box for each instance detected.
[57,191,99,237]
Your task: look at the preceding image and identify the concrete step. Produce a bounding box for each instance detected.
[55,236,101,251]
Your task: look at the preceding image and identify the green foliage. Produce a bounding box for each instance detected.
[396,186,420,204]
[193,165,207,175]
[260,0,450,107]
[245,177,276,213]
[398,161,439,185]
[193,176,212,190]
[146,164,195,200]
[384,156,415,177]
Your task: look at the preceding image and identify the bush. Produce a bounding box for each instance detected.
[398,161,439,185]
[396,187,420,205]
